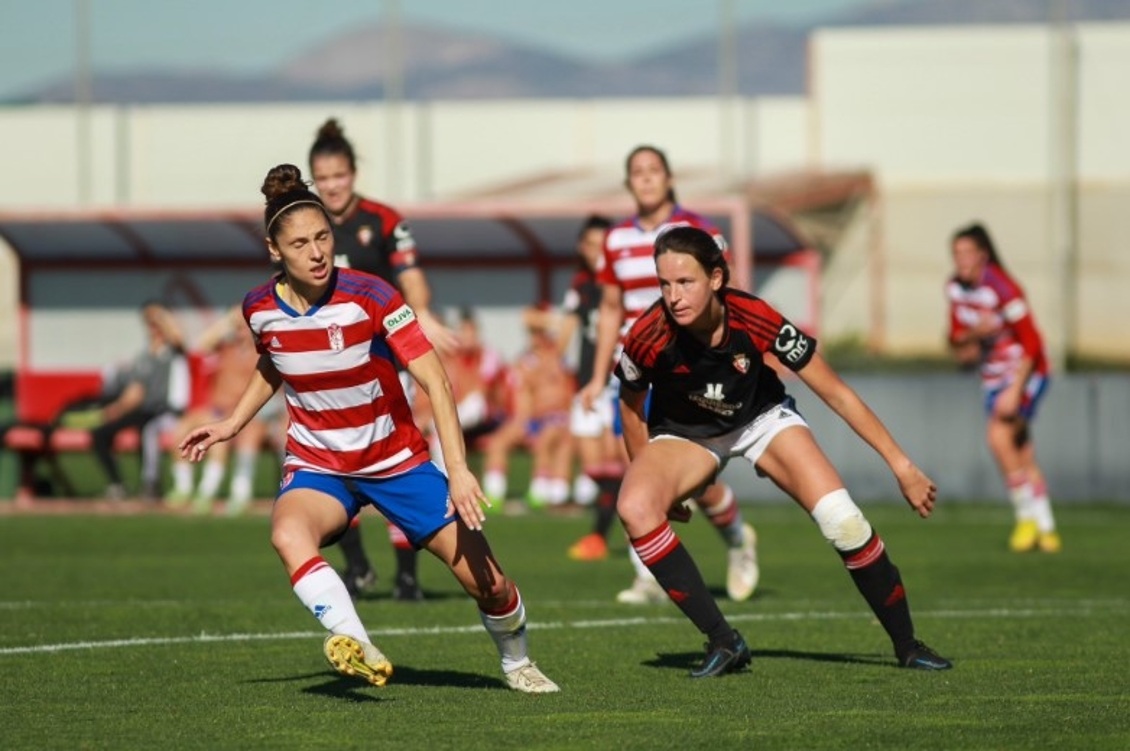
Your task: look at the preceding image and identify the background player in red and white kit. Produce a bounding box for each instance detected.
[309,118,458,601]
[615,226,951,677]
[178,165,558,693]
[577,145,757,604]
[946,222,1061,553]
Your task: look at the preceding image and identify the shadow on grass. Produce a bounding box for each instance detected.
[643,648,890,672]
[249,664,504,697]
[390,664,506,690]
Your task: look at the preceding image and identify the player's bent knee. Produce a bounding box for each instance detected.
[810,488,872,552]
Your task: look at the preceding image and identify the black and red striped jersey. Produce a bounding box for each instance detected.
[615,288,817,438]
[332,197,419,283]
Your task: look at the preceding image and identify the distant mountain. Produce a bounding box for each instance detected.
[16,0,1130,104]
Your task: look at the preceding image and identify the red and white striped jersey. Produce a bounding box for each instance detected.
[242,268,432,478]
[597,206,727,337]
[945,263,1049,390]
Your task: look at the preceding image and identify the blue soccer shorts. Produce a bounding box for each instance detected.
[280,462,452,547]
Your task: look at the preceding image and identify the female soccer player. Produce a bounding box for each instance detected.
[308,118,458,600]
[614,225,951,677]
[178,164,558,693]
[577,145,758,604]
[946,222,1060,553]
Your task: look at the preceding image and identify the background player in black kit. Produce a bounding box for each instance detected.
[614,226,951,677]
[308,118,458,601]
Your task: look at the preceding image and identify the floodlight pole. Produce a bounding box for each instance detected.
[75,0,92,206]
[383,0,405,201]
[1047,0,1078,372]
[718,0,739,182]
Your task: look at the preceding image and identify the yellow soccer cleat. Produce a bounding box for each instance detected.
[323,634,393,687]
[1009,520,1039,553]
[1038,531,1063,554]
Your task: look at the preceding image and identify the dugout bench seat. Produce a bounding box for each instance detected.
[2,359,211,504]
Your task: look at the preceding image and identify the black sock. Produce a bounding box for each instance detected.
[337,523,372,573]
[394,546,418,582]
[593,477,621,539]
[633,523,732,646]
[839,531,915,653]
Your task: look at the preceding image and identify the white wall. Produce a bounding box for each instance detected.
[2,22,1129,370]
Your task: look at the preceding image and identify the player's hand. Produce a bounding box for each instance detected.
[578,378,604,412]
[667,499,694,523]
[895,460,937,519]
[178,420,237,462]
[445,464,488,531]
[416,309,461,355]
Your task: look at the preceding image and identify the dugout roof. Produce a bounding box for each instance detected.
[0,206,808,270]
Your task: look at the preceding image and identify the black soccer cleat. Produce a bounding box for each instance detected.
[690,630,752,678]
[393,573,424,602]
[897,640,953,671]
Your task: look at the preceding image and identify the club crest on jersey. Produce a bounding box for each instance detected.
[733,353,750,373]
[327,323,345,352]
[357,225,373,247]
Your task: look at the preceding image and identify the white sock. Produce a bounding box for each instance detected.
[479,587,530,673]
[1007,473,1034,522]
[1028,478,1057,532]
[528,476,550,504]
[483,470,507,500]
[544,478,569,506]
[229,475,252,506]
[172,461,194,495]
[572,473,599,506]
[196,460,226,501]
[291,557,370,643]
[227,450,256,505]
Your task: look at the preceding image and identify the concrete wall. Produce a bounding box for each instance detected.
[809,23,1130,363]
[720,372,1130,503]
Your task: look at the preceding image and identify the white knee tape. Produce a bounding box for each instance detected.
[810,489,873,552]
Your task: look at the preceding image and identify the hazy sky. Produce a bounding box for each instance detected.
[0,0,876,98]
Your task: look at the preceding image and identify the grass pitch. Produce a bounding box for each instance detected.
[1,501,1127,750]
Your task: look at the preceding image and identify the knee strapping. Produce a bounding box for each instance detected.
[810,489,873,552]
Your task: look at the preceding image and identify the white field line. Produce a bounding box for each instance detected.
[1,603,1126,657]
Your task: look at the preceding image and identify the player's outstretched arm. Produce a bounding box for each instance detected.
[407,349,489,530]
[796,351,937,517]
[179,354,280,462]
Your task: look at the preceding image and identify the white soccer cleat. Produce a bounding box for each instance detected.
[323,634,394,687]
[616,576,667,605]
[504,661,560,693]
[726,523,760,602]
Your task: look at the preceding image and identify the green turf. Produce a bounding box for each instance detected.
[1,502,1127,750]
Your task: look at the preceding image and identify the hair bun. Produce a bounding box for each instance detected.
[261,164,306,202]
